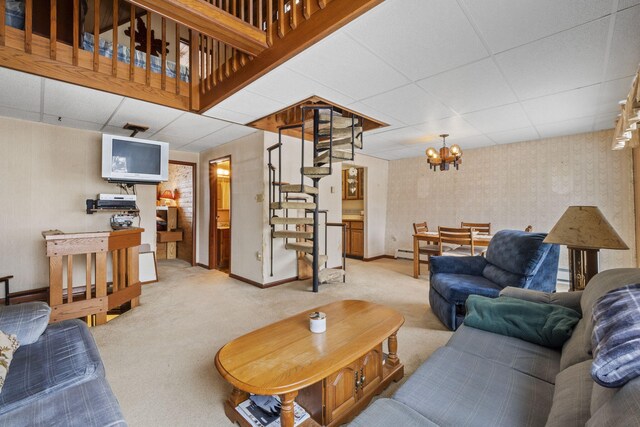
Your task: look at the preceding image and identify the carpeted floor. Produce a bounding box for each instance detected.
[90,258,453,427]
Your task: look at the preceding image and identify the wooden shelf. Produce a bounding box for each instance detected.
[87,208,139,215]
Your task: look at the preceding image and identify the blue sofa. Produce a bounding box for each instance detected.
[351,268,640,427]
[429,230,560,330]
[0,302,126,426]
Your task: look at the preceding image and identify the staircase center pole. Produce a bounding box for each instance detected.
[312,109,320,293]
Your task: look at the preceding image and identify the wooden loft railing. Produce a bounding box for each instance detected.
[42,228,143,325]
[0,0,381,112]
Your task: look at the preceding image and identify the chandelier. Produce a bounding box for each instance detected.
[425,134,462,171]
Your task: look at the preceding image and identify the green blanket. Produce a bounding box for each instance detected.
[464,295,581,348]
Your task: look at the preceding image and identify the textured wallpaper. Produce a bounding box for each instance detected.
[385,129,636,270]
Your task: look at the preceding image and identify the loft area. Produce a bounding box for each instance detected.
[248,95,388,138]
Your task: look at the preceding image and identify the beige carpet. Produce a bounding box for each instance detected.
[90,258,452,427]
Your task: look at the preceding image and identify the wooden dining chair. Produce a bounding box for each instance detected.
[439,226,485,257]
[525,225,533,232]
[461,222,491,235]
[413,222,440,275]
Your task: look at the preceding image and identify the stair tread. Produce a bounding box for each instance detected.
[271,217,314,225]
[281,184,319,195]
[314,149,354,165]
[318,126,363,138]
[270,202,316,210]
[302,167,331,178]
[317,134,363,150]
[273,230,314,239]
[285,242,314,253]
[303,116,359,130]
[319,268,346,283]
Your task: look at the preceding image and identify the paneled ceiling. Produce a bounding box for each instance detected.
[1,0,639,159]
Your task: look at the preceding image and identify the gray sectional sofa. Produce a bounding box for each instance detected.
[350,268,640,427]
[0,302,126,426]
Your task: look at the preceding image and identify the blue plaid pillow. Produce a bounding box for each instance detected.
[591,283,640,387]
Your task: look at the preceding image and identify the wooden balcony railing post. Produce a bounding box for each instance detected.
[66,255,73,303]
[95,251,107,325]
[73,0,79,65]
[0,0,5,46]
[303,0,311,19]
[277,0,284,38]
[189,29,200,110]
[25,0,32,53]
[145,11,151,86]
[266,0,272,46]
[290,0,297,30]
[93,0,99,72]
[130,3,135,81]
[175,22,181,95]
[50,0,57,60]
[112,0,118,77]
[85,253,92,301]
[161,17,166,90]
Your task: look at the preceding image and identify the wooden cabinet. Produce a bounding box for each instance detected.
[217,228,230,268]
[344,220,364,258]
[323,344,383,425]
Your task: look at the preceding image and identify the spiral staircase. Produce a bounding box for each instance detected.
[268,106,363,292]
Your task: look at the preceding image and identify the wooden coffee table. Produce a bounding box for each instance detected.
[215,300,405,427]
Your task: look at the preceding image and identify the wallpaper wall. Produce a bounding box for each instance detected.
[385,129,636,270]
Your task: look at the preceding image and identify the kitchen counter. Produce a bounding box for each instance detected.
[342,215,364,221]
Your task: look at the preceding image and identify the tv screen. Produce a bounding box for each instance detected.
[102,134,168,184]
[112,139,161,175]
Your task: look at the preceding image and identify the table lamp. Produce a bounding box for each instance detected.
[543,206,628,291]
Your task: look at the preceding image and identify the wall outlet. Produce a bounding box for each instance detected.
[256,251,262,261]
[330,186,335,194]
[256,193,264,202]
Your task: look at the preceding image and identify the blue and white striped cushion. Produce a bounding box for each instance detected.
[591,283,640,387]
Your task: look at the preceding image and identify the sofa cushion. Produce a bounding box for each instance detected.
[560,319,591,371]
[0,320,104,415]
[482,264,526,289]
[500,287,583,314]
[590,383,618,416]
[464,295,580,348]
[447,324,561,384]
[587,376,640,426]
[580,268,640,355]
[0,302,51,345]
[394,347,554,427]
[349,398,438,427]
[431,274,502,303]
[591,284,640,387]
[484,231,551,277]
[0,377,126,427]
[545,360,594,427]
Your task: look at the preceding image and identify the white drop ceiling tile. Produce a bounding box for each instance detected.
[361,84,455,126]
[345,102,405,130]
[362,126,425,146]
[447,134,496,151]
[461,103,532,134]
[44,79,123,125]
[155,113,229,141]
[461,0,613,54]
[243,66,356,107]
[344,0,488,81]
[605,5,640,81]
[360,140,404,155]
[0,106,40,122]
[212,90,285,120]
[593,112,619,131]
[42,114,104,131]
[619,0,640,9]
[286,32,410,101]
[107,98,183,134]
[417,59,517,114]
[412,116,481,140]
[0,67,41,112]
[522,85,601,125]
[203,106,256,125]
[149,133,193,149]
[186,124,258,152]
[487,126,540,145]
[535,116,596,139]
[598,75,636,114]
[495,17,610,100]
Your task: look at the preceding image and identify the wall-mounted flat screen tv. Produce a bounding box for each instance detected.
[101,134,169,184]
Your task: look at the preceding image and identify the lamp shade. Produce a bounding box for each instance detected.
[159,190,175,200]
[543,206,628,250]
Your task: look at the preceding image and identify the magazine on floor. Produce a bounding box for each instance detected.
[235,395,310,427]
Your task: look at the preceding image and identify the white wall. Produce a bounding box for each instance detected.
[0,117,156,294]
[353,153,388,258]
[198,131,264,283]
[384,129,636,270]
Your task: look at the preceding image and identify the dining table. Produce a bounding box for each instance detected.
[413,231,494,278]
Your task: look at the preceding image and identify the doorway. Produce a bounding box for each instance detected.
[342,165,366,259]
[209,157,231,272]
[156,161,197,265]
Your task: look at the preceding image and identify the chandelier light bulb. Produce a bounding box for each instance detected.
[450,144,461,155]
[426,147,437,158]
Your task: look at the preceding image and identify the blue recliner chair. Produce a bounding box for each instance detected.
[429,230,560,330]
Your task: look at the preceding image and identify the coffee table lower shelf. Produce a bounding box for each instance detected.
[223,361,404,427]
